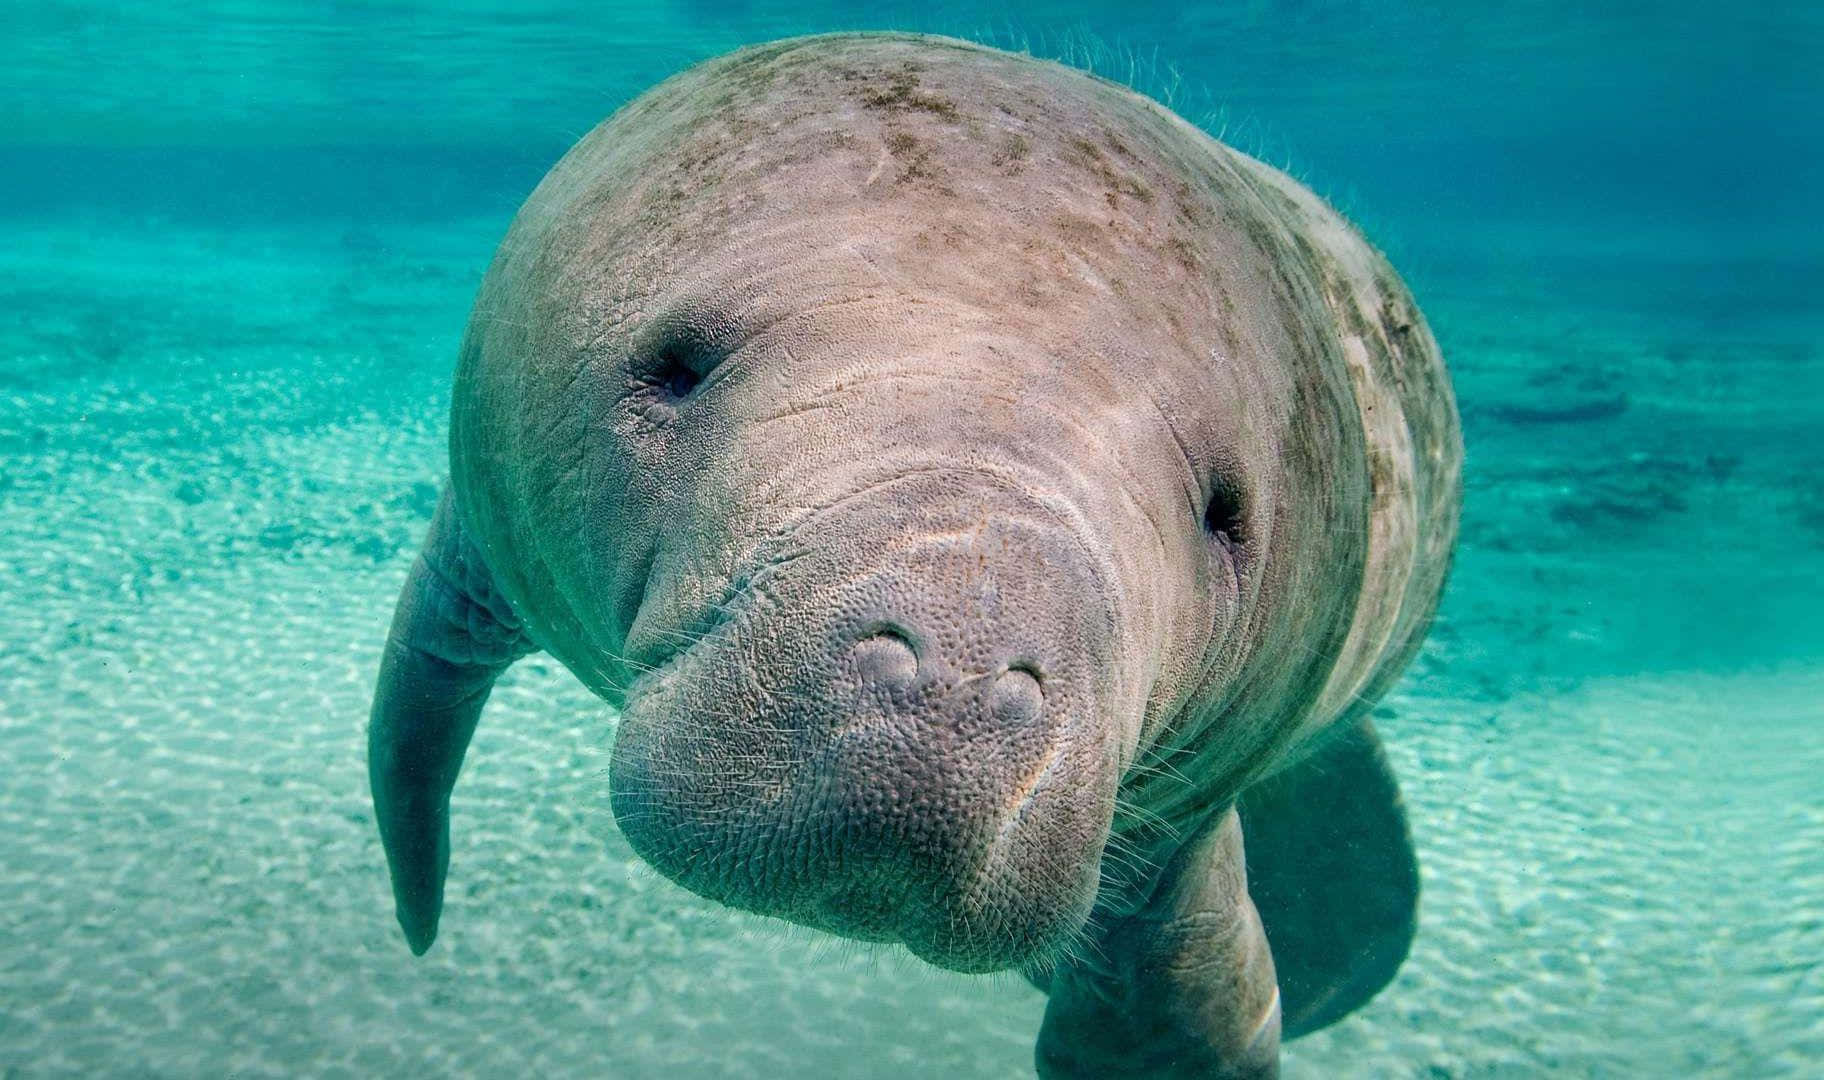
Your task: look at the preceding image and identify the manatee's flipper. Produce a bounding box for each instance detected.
[1035,807,1281,1079]
[1237,717,1419,1038]
[368,487,532,955]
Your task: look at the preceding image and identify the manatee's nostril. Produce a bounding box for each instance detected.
[852,629,918,689]
[987,666,1044,725]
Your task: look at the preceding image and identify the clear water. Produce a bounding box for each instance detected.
[3,4,1820,1077]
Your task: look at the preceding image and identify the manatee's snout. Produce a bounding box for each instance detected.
[610,475,1124,972]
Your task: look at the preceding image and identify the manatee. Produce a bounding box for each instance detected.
[366,31,1461,1078]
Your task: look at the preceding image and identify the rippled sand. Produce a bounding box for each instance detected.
[2,218,1819,1077]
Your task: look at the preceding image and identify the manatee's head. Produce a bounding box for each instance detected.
[451,34,1342,972]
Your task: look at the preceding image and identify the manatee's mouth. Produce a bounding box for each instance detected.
[607,471,1126,972]
[608,603,1112,973]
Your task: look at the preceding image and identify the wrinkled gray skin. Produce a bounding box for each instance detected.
[367,32,1460,1078]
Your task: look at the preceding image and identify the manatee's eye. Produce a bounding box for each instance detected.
[627,310,740,420]
[1202,477,1247,554]
[634,340,721,406]
[653,349,701,400]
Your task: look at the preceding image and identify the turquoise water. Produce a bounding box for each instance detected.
[3,4,1820,1077]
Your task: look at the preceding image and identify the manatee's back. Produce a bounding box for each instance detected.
[1236,152,1463,750]
[1111,114,1462,817]
[1180,136,1459,1043]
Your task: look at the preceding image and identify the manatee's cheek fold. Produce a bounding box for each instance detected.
[606,499,1125,973]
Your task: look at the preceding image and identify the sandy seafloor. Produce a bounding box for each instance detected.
[2,204,1821,1080]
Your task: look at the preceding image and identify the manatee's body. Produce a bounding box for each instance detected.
[367,32,1460,1077]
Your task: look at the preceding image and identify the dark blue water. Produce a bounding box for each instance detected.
[3,4,1819,1077]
